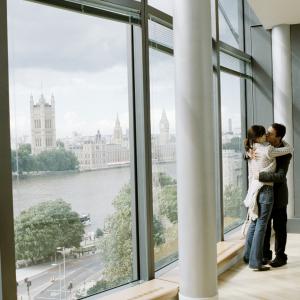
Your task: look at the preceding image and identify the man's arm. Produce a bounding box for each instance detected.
[259,154,292,183]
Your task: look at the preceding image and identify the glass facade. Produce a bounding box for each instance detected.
[220,72,246,233]
[220,52,249,75]
[149,49,177,270]
[148,20,173,49]
[0,0,253,298]
[219,0,244,50]
[8,0,136,298]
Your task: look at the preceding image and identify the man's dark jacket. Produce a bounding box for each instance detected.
[259,146,292,208]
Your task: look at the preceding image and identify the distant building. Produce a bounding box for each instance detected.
[67,110,176,171]
[67,117,130,171]
[159,109,170,145]
[153,110,176,162]
[30,94,56,155]
[113,114,123,145]
[228,118,233,134]
[222,149,242,188]
[68,131,109,170]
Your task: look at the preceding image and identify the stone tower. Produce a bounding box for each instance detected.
[113,114,123,144]
[228,118,233,134]
[30,94,56,155]
[159,109,170,145]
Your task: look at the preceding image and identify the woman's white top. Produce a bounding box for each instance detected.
[244,141,293,220]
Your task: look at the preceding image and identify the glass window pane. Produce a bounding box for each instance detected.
[149,49,178,270]
[148,0,173,16]
[219,0,244,50]
[149,20,173,49]
[220,72,245,232]
[220,52,250,75]
[8,0,137,298]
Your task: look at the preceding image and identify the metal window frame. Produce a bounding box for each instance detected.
[148,5,172,29]
[218,0,244,51]
[219,0,250,237]
[148,40,173,56]
[219,41,252,64]
[129,0,155,281]
[27,0,141,24]
[1,0,256,297]
[211,0,224,242]
[127,25,139,283]
[0,1,17,300]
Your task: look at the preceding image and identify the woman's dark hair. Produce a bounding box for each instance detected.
[244,125,266,151]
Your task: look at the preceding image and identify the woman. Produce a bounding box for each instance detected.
[243,125,293,271]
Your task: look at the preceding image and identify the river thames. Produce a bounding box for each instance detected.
[12,162,176,232]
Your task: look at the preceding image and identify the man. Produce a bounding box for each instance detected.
[258,123,292,267]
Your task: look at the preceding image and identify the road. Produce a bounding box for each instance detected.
[17,253,103,300]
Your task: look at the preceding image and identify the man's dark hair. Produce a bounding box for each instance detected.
[272,123,286,140]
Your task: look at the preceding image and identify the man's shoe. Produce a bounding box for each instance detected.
[243,256,249,264]
[262,258,271,265]
[269,256,287,268]
[251,265,270,271]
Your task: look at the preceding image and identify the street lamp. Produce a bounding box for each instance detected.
[57,247,66,299]
[51,261,61,300]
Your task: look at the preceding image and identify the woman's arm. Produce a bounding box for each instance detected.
[248,161,254,184]
[267,141,293,158]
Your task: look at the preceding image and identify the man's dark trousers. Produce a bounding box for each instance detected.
[263,207,288,260]
[259,149,292,262]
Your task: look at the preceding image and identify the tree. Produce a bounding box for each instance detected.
[153,215,165,246]
[155,172,178,224]
[99,184,134,285]
[159,185,177,224]
[14,199,84,263]
[11,145,79,173]
[56,140,65,149]
[158,172,176,187]
[86,279,114,296]
[223,184,243,218]
[11,144,36,174]
[95,228,104,238]
[35,149,79,171]
[99,183,166,289]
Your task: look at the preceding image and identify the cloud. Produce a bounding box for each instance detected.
[7,0,177,141]
[7,0,128,72]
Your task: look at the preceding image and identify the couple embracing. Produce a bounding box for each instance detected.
[243,123,292,271]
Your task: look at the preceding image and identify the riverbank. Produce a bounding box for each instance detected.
[12,163,131,180]
[12,160,176,180]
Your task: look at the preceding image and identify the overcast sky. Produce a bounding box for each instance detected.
[8,0,241,144]
[8,0,176,143]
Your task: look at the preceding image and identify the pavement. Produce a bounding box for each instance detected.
[17,253,103,300]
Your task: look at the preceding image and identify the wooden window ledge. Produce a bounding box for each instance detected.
[98,237,245,300]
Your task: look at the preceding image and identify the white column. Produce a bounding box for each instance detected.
[272,25,295,218]
[174,1,218,300]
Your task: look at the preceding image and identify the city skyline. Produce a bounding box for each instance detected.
[10,91,176,150]
[8,0,241,147]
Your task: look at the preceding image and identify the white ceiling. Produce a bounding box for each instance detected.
[248,0,300,29]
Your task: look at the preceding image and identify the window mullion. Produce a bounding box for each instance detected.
[0,1,17,299]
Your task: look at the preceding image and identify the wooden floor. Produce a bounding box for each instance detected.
[218,234,300,300]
